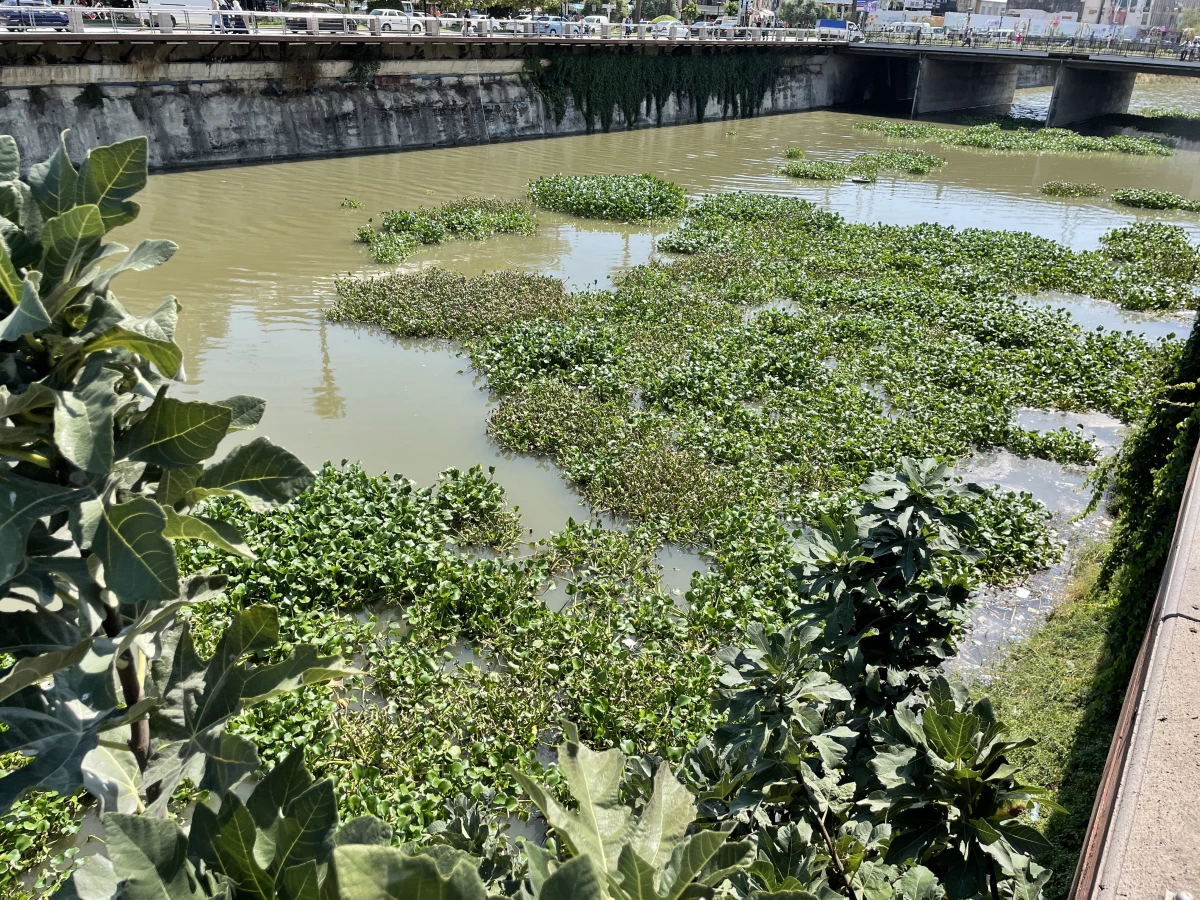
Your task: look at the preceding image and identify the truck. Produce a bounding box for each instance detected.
[816,18,864,41]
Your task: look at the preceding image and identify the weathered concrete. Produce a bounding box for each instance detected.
[1046,66,1136,127]
[0,52,877,171]
[1015,63,1055,89]
[911,56,1019,116]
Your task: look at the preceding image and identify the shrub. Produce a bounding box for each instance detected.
[527,174,688,221]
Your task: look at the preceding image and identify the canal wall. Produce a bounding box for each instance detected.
[0,53,874,171]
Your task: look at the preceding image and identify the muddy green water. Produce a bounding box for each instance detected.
[113,78,1200,539]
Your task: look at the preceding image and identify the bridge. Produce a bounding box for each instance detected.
[0,23,1196,169]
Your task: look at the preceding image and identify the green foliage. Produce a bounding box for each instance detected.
[777,0,830,26]
[681,466,1055,900]
[328,268,570,341]
[1110,188,1200,212]
[1098,221,1199,283]
[1094,313,1200,681]
[723,0,737,13]
[1039,182,1105,198]
[527,175,687,222]
[777,159,851,180]
[510,724,751,900]
[0,130,345,879]
[524,50,787,132]
[855,120,1173,156]
[1139,106,1200,121]
[340,197,364,209]
[355,197,536,264]
[682,0,699,20]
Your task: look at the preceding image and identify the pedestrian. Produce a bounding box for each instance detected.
[211,0,223,32]
[231,0,248,32]
[623,13,631,34]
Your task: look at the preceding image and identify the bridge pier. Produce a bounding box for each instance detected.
[1045,66,1136,127]
[911,56,1018,116]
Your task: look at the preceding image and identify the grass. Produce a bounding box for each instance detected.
[982,542,1124,900]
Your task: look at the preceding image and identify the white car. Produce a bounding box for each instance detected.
[651,17,686,37]
[507,12,532,30]
[368,7,423,31]
[580,13,608,33]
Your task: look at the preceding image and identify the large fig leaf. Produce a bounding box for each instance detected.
[194,437,314,509]
[75,137,147,232]
[0,275,47,334]
[0,473,83,583]
[91,497,180,614]
[40,203,104,286]
[118,394,231,469]
[27,130,78,220]
[103,814,208,900]
[511,724,632,875]
[54,368,121,474]
[329,845,488,900]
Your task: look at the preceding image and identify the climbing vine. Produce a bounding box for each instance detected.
[525,49,788,132]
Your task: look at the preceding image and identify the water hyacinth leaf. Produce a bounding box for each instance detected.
[75,136,148,232]
[54,368,121,474]
[0,278,51,340]
[40,202,104,286]
[335,816,393,847]
[118,394,231,468]
[27,130,79,219]
[0,473,83,583]
[195,436,314,509]
[0,639,92,702]
[91,496,180,612]
[330,845,488,900]
[81,743,142,814]
[102,814,207,900]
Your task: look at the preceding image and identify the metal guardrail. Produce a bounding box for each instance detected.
[857,31,1200,63]
[0,6,820,40]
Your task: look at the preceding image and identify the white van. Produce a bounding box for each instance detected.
[368,5,424,32]
[580,13,608,33]
[132,0,221,28]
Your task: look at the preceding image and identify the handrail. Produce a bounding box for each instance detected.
[1067,436,1200,900]
[4,5,1200,61]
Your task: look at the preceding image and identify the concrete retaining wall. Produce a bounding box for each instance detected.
[911,57,1019,115]
[0,53,873,171]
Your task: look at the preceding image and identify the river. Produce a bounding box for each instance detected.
[113,77,1200,547]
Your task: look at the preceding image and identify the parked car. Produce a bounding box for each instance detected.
[580,13,608,33]
[987,27,1015,41]
[535,14,579,34]
[368,7,423,32]
[132,0,218,26]
[2,0,68,30]
[887,21,931,36]
[691,15,743,36]
[650,16,685,37]
[507,12,533,30]
[285,2,357,31]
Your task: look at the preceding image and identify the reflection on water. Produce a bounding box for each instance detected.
[656,545,710,608]
[1020,291,1195,343]
[1014,407,1127,454]
[107,83,1200,534]
[961,450,1093,517]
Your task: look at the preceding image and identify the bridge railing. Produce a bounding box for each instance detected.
[0,7,819,41]
[859,29,1198,62]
